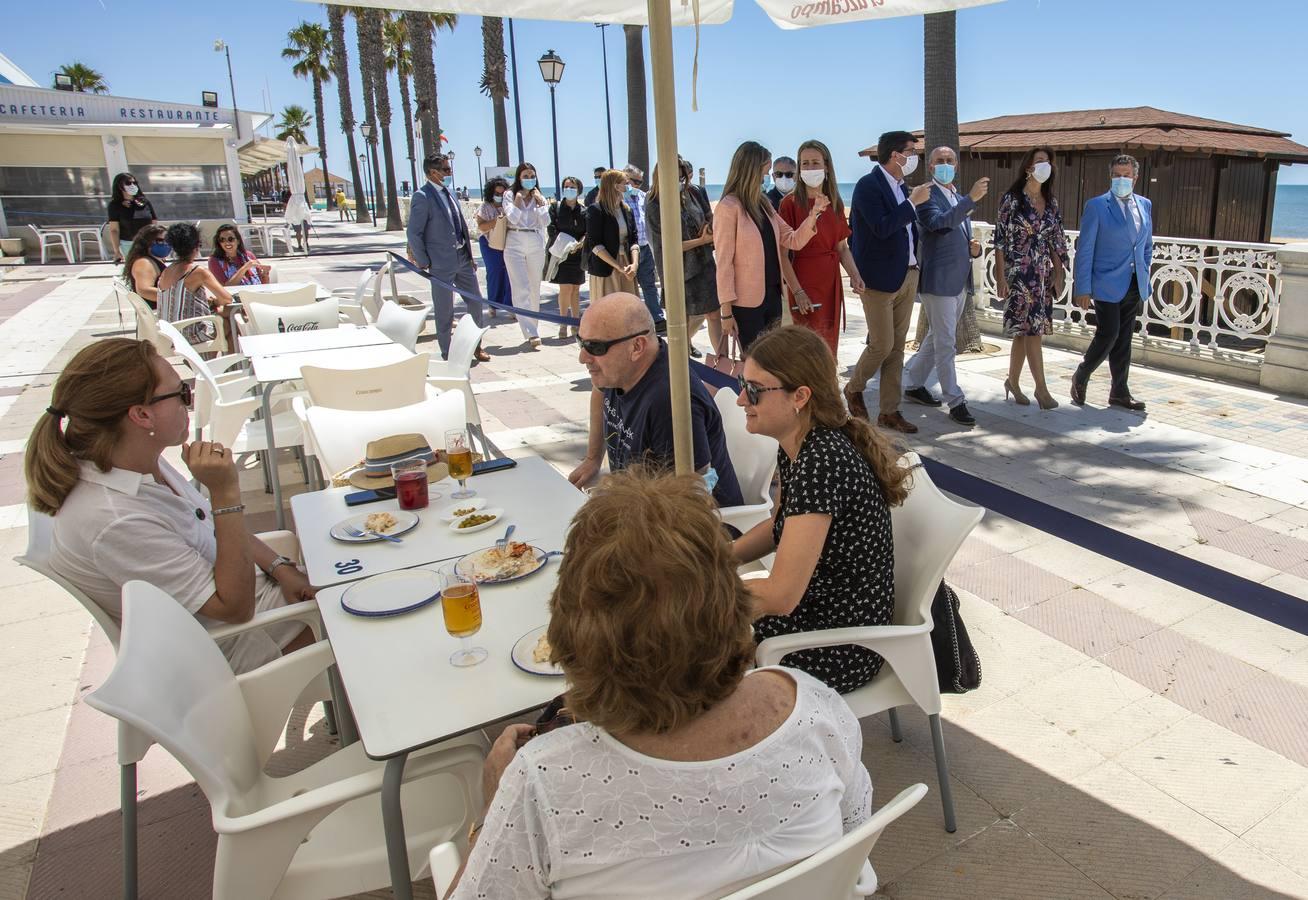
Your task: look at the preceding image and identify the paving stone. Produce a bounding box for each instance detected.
[1158,838,1308,899]
[1014,588,1162,659]
[949,554,1078,614]
[1100,628,1265,714]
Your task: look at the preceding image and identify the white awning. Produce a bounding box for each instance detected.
[239,136,320,177]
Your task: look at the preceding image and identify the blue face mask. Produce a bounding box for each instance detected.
[149,242,171,258]
[562,187,579,201]
[932,163,955,186]
[1111,176,1134,199]
[443,175,454,188]
[521,177,537,191]
[492,194,503,205]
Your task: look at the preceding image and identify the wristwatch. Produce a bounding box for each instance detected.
[267,556,296,577]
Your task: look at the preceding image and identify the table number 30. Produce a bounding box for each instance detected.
[334,559,364,575]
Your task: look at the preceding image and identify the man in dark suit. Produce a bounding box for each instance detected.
[847,131,932,433]
[406,153,489,361]
[584,166,606,206]
[1071,153,1154,409]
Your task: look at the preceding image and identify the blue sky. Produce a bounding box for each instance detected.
[6,0,1308,188]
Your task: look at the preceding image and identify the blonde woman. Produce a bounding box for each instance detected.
[584,169,639,303]
[504,162,551,348]
[714,141,826,349]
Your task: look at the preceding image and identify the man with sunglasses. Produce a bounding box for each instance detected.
[568,293,742,507]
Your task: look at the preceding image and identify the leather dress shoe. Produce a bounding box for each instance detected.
[845,387,870,421]
[904,386,942,407]
[1108,394,1146,411]
[877,411,919,434]
[474,348,492,363]
[1070,377,1087,406]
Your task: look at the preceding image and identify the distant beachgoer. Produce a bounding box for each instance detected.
[994,146,1069,410]
[476,176,512,321]
[546,175,587,338]
[107,173,157,263]
[765,156,797,212]
[1070,153,1153,411]
[503,162,551,349]
[121,225,169,309]
[335,187,353,221]
[779,139,864,356]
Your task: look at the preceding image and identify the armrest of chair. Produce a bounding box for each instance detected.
[207,598,322,642]
[172,315,228,354]
[338,303,367,326]
[208,353,247,376]
[236,638,335,764]
[430,842,463,897]
[718,502,772,535]
[755,623,932,667]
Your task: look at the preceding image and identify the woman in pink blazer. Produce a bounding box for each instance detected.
[715,141,827,349]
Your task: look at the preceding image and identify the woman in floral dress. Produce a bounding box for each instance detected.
[993,146,1070,410]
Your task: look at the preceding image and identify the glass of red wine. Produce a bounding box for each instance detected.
[391,457,433,510]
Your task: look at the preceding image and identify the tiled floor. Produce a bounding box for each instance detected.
[3,214,1307,899]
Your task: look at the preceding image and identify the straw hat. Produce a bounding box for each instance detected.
[346,434,448,490]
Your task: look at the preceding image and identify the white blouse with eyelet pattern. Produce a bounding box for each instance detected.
[452,666,873,900]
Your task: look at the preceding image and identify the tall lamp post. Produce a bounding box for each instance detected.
[474,146,483,191]
[594,25,614,168]
[448,150,456,187]
[213,39,242,140]
[538,50,565,199]
[359,122,379,229]
[507,19,525,162]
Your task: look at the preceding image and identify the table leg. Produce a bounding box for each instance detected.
[326,664,358,747]
[382,754,414,900]
[261,378,285,530]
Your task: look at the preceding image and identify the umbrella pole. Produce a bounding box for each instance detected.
[647,0,693,477]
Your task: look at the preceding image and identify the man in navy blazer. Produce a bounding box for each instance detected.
[406,153,488,361]
[847,130,932,434]
[902,147,989,427]
[1071,153,1153,409]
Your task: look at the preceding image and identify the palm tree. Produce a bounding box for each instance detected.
[328,5,370,224]
[55,62,107,93]
[360,8,403,230]
[354,7,388,219]
[480,17,510,167]
[283,22,333,209]
[385,16,419,190]
[404,12,458,165]
[275,104,313,144]
[623,26,649,175]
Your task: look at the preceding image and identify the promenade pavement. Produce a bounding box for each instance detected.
[1,215,1306,899]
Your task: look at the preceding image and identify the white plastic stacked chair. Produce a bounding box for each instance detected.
[27,224,74,264]
[426,313,488,431]
[301,390,467,479]
[375,300,429,353]
[754,453,983,832]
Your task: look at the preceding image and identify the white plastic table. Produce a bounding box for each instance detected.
[292,456,583,587]
[239,323,392,358]
[313,459,584,899]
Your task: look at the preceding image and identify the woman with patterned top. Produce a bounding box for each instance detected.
[156,223,235,348]
[207,224,271,287]
[449,468,874,899]
[733,325,910,695]
[993,146,1070,410]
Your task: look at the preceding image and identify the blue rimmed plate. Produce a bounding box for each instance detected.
[455,544,549,585]
[341,569,441,617]
[511,625,563,676]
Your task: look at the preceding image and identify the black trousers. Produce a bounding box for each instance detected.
[734,290,782,350]
[1076,281,1141,397]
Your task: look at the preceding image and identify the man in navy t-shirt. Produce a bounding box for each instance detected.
[569,293,743,507]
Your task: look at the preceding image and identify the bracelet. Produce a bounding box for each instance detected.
[211,504,245,517]
[720,314,734,320]
[267,556,296,577]
[468,820,485,843]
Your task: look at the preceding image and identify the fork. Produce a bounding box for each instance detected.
[496,523,516,551]
[344,525,403,544]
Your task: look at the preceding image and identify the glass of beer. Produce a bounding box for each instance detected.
[439,563,486,667]
[445,428,475,500]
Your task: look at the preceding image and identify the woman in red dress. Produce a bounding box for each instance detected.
[778,140,865,356]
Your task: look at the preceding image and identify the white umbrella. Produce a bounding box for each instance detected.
[284,138,313,239]
[312,0,1005,473]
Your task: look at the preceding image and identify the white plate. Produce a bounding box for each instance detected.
[511,625,563,676]
[329,510,420,543]
[341,569,441,617]
[456,544,549,584]
[436,498,488,521]
[448,508,504,534]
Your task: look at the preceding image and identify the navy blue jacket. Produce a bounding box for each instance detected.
[849,166,920,294]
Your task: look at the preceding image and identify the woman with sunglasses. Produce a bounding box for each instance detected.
[732,325,910,694]
[25,338,316,674]
[208,225,271,287]
[107,172,158,263]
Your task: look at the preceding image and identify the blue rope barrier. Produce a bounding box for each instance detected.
[387,251,583,326]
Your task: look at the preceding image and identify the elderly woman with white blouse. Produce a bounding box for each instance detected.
[448,469,874,899]
[503,162,552,349]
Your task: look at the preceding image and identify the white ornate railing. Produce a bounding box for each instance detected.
[971,222,1282,361]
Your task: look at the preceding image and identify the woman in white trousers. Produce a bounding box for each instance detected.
[503,163,551,349]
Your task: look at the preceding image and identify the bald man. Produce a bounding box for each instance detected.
[569,293,743,507]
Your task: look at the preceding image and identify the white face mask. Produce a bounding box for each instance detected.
[773,176,795,194]
[800,169,826,188]
[124,184,139,197]
[1030,162,1052,184]
[899,153,919,177]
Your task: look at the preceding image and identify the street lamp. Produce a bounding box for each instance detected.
[448,150,456,185]
[537,49,565,198]
[595,25,614,168]
[213,39,242,140]
[359,123,379,229]
[474,146,483,190]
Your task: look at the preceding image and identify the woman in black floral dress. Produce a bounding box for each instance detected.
[733,325,911,694]
[993,146,1070,410]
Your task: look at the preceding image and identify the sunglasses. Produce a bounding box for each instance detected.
[577,329,650,357]
[738,375,786,406]
[219,236,239,243]
[773,171,796,179]
[148,382,192,407]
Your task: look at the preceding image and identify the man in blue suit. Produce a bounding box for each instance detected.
[847,130,933,434]
[406,153,489,361]
[902,146,989,427]
[1071,153,1153,409]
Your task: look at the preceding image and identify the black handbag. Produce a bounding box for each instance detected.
[930,581,981,693]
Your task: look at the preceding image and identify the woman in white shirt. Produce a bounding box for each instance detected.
[449,468,873,899]
[25,338,317,673]
[503,162,551,349]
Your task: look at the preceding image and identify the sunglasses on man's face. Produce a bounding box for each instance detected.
[737,376,786,406]
[148,382,192,408]
[577,329,650,357]
[773,171,795,179]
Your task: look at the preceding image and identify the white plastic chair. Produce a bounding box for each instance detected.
[245,298,340,336]
[331,267,375,306]
[116,280,226,356]
[300,353,433,411]
[375,299,428,352]
[303,390,466,477]
[87,581,486,900]
[27,224,74,263]
[429,783,926,900]
[427,314,488,430]
[237,283,318,307]
[755,455,982,833]
[238,223,268,255]
[75,225,108,261]
[715,389,779,537]
[264,222,297,255]
[15,511,325,900]
[371,258,432,319]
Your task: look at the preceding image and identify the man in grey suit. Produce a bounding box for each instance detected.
[406,153,489,361]
[902,146,989,427]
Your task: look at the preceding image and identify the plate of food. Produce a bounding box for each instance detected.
[340,569,441,617]
[329,510,420,543]
[436,498,488,521]
[455,541,548,584]
[511,625,564,676]
[448,508,504,534]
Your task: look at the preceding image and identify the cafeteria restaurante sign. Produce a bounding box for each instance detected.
[0,86,229,126]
